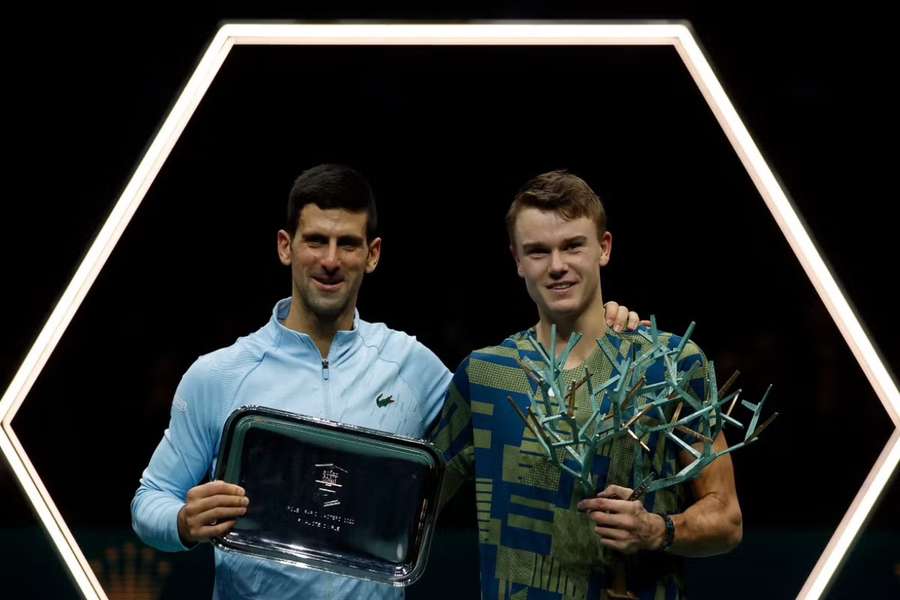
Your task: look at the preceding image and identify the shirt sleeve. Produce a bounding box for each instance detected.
[130,358,218,551]
[673,338,713,438]
[430,357,475,509]
[401,339,453,437]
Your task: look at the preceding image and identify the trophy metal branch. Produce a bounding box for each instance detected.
[506,317,776,496]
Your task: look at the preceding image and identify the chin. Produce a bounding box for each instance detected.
[308,298,349,319]
[544,293,579,310]
[542,302,581,321]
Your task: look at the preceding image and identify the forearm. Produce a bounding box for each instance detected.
[667,489,742,557]
[132,478,191,552]
[131,425,208,552]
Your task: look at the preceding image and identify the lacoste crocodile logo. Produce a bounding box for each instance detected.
[375,393,395,408]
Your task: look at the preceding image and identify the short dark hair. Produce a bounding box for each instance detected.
[286,164,378,240]
[506,170,607,244]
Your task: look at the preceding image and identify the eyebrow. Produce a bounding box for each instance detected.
[562,235,588,245]
[521,242,549,253]
[521,235,588,252]
[300,231,365,245]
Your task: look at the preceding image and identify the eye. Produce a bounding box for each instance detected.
[303,235,328,248]
[338,237,363,251]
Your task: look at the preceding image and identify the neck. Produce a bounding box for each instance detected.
[281,295,355,358]
[535,291,608,369]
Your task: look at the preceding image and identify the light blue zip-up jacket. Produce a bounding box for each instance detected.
[131,298,452,599]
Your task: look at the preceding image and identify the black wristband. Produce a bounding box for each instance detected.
[659,513,675,552]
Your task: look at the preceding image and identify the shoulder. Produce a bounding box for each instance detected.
[456,331,534,388]
[468,330,535,363]
[356,318,448,373]
[661,330,707,365]
[616,326,707,362]
[355,318,412,357]
[177,326,272,401]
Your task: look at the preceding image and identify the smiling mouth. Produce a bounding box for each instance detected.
[313,276,345,289]
[547,281,576,291]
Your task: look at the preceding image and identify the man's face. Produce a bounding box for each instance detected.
[511,207,611,321]
[277,204,381,321]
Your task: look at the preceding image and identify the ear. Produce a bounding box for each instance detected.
[598,230,612,267]
[277,230,293,266]
[510,244,525,279]
[365,236,382,273]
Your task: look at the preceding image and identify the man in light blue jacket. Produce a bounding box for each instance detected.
[131,164,638,599]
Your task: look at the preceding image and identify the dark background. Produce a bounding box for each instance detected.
[2,2,897,599]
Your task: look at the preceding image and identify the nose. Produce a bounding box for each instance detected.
[321,241,339,272]
[549,249,567,278]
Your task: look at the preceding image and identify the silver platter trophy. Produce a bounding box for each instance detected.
[212,406,445,587]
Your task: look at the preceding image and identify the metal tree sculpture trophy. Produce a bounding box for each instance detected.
[507,317,776,599]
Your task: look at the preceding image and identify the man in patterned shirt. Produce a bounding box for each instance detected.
[433,170,742,600]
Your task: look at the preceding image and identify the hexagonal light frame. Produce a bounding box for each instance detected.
[1,22,897,600]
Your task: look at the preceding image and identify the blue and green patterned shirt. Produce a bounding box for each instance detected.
[434,326,709,600]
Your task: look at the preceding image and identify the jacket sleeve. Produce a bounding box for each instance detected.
[401,339,453,437]
[130,358,219,551]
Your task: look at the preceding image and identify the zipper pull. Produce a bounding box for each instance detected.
[322,358,330,381]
